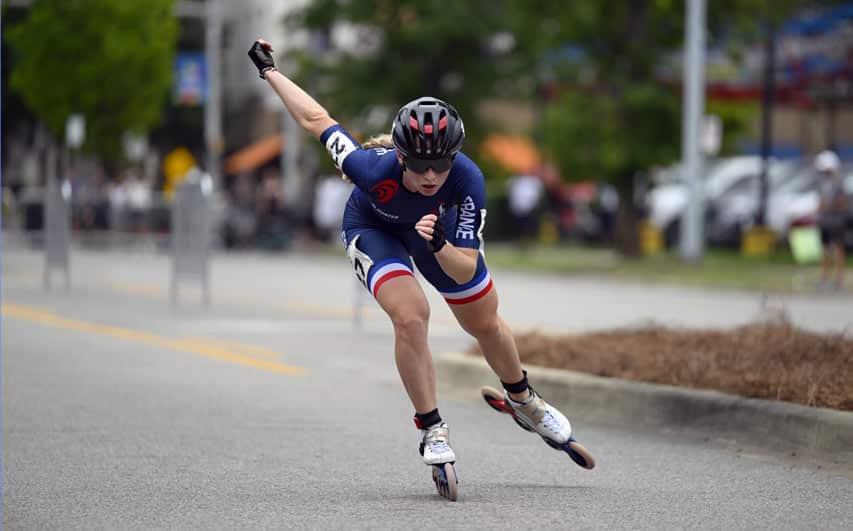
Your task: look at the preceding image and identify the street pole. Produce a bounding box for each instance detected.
[757,8,775,227]
[204,0,223,190]
[679,0,706,263]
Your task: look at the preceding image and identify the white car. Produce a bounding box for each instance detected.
[646,156,797,246]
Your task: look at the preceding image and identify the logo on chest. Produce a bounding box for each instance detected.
[369,179,399,203]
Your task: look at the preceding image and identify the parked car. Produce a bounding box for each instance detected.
[646,156,798,247]
[703,159,806,246]
[648,156,853,250]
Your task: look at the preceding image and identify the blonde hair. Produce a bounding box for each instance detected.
[340,134,395,184]
[362,133,394,149]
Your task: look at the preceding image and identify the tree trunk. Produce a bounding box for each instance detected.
[614,178,641,258]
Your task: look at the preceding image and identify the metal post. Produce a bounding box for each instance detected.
[43,145,71,292]
[757,9,775,227]
[204,0,223,190]
[679,0,706,263]
[171,175,212,308]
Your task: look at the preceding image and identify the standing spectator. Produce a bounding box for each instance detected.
[255,169,291,250]
[506,173,544,245]
[815,150,848,289]
[108,172,129,233]
[313,174,352,243]
[125,170,153,233]
[222,173,258,249]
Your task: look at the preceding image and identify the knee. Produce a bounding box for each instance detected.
[390,305,430,340]
[460,312,502,340]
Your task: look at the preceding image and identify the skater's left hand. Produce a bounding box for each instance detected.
[416,213,446,252]
[248,39,277,79]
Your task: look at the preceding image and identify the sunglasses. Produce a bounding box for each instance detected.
[405,155,455,174]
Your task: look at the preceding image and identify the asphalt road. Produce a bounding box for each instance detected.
[3,247,852,529]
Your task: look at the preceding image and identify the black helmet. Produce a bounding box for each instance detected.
[391,97,465,160]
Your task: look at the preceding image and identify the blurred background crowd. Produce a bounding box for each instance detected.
[1,0,852,261]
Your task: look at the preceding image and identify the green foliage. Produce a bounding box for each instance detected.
[542,84,681,185]
[532,2,686,187]
[285,0,537,153]
[6,0,178,162]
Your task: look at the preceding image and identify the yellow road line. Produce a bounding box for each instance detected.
[183,336,282,359]
[1,304,307,376]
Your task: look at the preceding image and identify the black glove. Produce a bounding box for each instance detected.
[427,215,447,253]
[248,41,276,79]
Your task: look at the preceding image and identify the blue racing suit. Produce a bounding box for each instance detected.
[320,124,492,304]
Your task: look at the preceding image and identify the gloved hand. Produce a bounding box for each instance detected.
[416,213,447,253]
[248,39,276,79]
[429,215,447,252]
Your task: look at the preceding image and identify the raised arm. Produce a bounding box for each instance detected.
[248,39,338,139]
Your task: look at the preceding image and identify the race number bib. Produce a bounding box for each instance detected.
[325,130,358,170]
[346,235,374,289]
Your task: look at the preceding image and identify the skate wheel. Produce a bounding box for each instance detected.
[442,463,458,501]
[431,463,458,501]
[566,439,596,470]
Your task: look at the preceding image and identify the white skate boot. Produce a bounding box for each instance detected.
[419,422,459,501]
[481,385,596,470]
[419,422,456,465]
[504,388,572,445]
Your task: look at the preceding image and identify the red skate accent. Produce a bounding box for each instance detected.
[483,393,514,415]
[413,417,424,429]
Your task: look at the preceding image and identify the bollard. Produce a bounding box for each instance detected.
[43,147,71,292]
[170,173,212,307]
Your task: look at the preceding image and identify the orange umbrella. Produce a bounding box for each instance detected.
[224,134,284,175]
[481,134,541,174]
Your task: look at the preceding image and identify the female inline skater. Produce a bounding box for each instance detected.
[248,39,578,471]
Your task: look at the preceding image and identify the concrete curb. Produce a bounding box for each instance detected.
[437,352,853,463]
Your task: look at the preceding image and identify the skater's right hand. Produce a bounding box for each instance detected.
[248,39,276,79]
[416,213,447,253]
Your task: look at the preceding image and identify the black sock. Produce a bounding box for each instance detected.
[501,370,530,395]
[413,408,442,429]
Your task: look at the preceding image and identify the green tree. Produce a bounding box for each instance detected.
[6,0,178,162]
[284,0,539,156]
[529,0,818,255]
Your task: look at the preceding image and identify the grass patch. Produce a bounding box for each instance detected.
[483,244,851,293]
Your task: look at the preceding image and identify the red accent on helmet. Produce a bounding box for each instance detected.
[424,124,433,134]
[409,116,419,131]
[438,116,448,130]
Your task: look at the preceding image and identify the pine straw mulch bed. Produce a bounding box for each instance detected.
[467,314,853,411]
